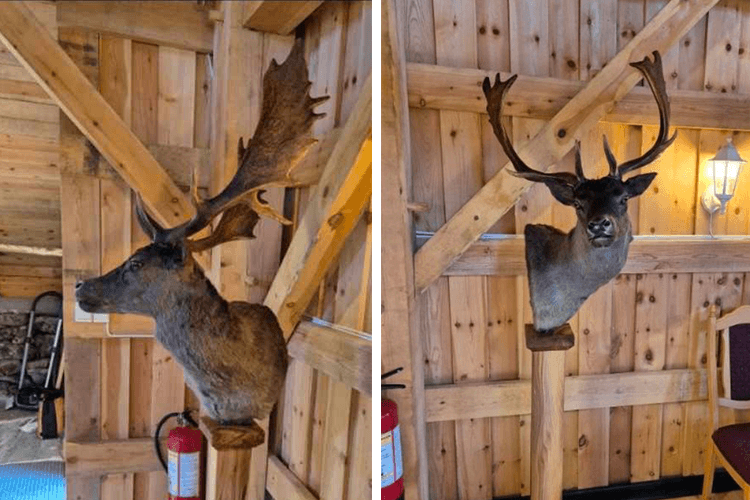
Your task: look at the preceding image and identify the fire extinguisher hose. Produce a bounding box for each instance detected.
[154,410,199,473]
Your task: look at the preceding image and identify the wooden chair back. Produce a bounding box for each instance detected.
[707,305,750,433]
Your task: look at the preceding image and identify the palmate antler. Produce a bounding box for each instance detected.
[137,39,328,250]
[482,51,676,186]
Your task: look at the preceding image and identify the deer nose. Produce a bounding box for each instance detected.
[588,217,613,235]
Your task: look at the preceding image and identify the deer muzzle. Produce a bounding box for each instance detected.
[75,278,111,313]
[586,217,615,246]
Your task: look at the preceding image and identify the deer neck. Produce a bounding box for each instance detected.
[149,266,230,337]
[568,218,632,278]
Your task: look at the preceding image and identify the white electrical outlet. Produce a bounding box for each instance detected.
[92,313,109,323]
[74,301,92,322]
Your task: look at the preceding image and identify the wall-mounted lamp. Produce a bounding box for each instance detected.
[701,137,745,216]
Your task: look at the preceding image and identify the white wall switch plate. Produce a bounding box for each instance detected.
[74,301,92,322]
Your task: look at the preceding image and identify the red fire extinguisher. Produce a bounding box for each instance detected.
[382,368,405,500]
[156,411,202,500]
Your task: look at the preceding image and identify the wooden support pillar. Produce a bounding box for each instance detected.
[202,417,265,500]
[527,324,574,500]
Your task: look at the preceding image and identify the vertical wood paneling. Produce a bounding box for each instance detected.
[631,273,668,481]
[576,124,614,489]
[610,274,636,483]
[433,1,491,498]
[99,35,134,500]
[300,5,349,496]
[580,0,617,81]
[475,7,520,490]
[128,39,160,500]
[407,0,750,497]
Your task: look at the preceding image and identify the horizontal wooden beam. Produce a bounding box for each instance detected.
[87,144,211,189]
[64,438,164,475]
[426,369,707,422]
[408,62,750,131]
[0,275,61,298]
[0,2,194,228]
[0,243,61,257]
[288,320,371,395]
[266,455,318,500]
[242,1,323,35]
[57,1,214,52]
[412,0,719,294]
[435,235,750,276]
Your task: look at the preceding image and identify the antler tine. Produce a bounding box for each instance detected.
[617,51,677,177]
[602,135,618,177]
[482,73,578,186]
[574,140,586,182]
[186,201,260,253]
[134,195,166,243]
[157,38,327,247]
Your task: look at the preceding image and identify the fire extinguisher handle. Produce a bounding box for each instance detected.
[154,412,181,473]
[154,410,200,473]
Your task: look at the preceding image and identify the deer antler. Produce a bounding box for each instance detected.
[606,51,677,178]
[482,73,580,187]
[137,39,328,249]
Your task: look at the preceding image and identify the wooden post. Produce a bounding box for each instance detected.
[202,417,265,500]
[526,324,574,500]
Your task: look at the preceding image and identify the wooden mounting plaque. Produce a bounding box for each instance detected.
[525,323,575,352]
[199,416,265,451]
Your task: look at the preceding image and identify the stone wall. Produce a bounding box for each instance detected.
[0,313,60,408]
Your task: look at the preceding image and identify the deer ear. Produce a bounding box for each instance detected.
[624,172,657,197]
[543,181,576,206]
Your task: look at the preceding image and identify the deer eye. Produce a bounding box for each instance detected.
[621,196,629,206]
[129,260,143,271]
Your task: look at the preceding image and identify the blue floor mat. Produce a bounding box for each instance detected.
[0,461,64,500]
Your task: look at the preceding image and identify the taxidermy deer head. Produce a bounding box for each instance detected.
[76,40,328,424]
[482,51,676,334]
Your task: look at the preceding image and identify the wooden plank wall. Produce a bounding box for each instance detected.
[0,1,62,297]
[275,3,373,500]
[404,0,750,496]
[56,2,371,500]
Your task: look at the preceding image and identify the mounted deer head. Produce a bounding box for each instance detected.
[483,51,676,334]
[75,40,327,424]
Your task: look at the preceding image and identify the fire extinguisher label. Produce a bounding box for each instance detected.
[168,450,200,497]
[381,425,403,488]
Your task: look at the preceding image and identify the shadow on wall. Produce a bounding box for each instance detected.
[0,461,64,500]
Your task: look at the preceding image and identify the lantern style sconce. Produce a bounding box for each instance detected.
[701,137,746,216]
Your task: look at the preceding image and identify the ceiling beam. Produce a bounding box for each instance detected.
[0,2,194,228]
[56,1,214,53]
[408,62,750,132]
[413,0,720,294]
[242,1,323,35]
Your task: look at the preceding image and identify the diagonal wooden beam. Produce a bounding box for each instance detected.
[413,0,719,293]
[269,137,372,337]
[264,75,372,336]
[0,1,193,228]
